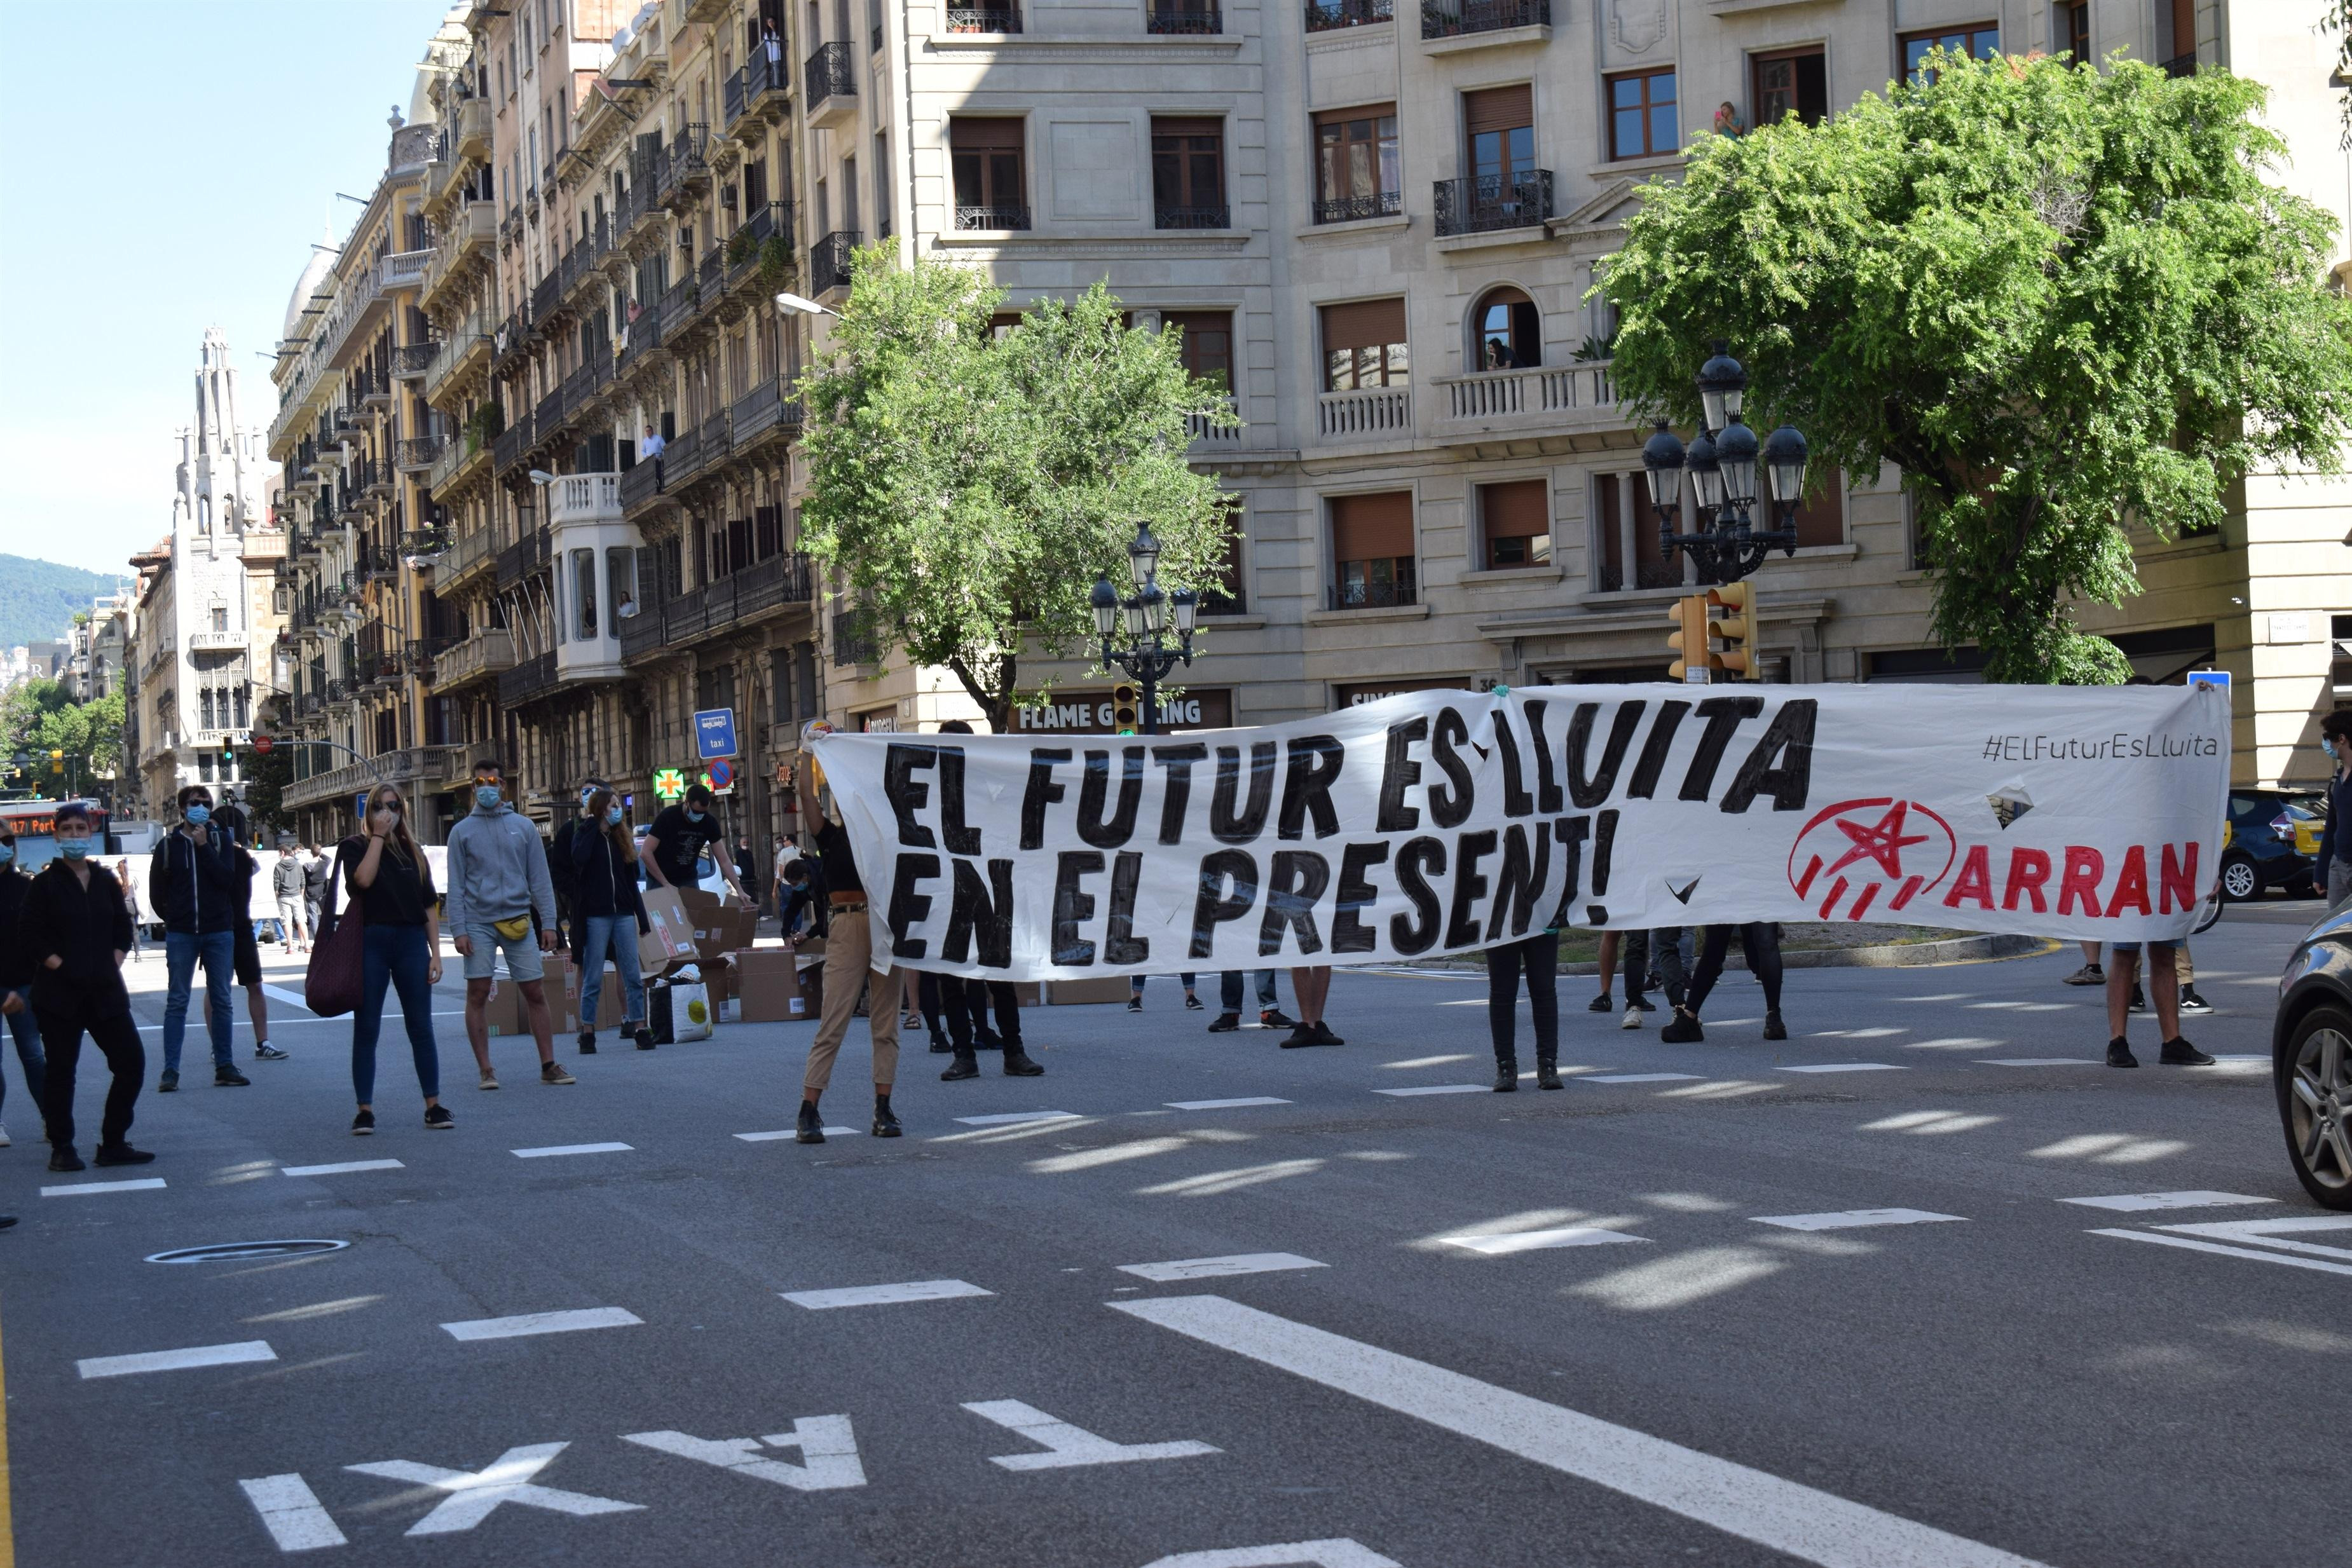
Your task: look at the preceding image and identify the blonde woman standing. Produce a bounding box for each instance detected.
[568,787,653,1052]
[338,784,451,1134]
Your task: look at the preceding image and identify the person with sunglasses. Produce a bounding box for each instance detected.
[18,802,150,1171]
[338,784,453,1133]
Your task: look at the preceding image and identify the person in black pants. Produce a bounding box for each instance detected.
[1486,923,1562,1091]
[1658,924,1788,1043]
[0,826,51,1147]
[20,802,151,1172]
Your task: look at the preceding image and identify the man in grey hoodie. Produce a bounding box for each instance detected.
[446,760,571,1089]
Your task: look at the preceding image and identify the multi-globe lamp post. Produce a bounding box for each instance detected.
[1639,341,1812,586]
[1090,522,1199,737]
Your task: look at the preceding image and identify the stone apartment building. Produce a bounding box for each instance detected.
[275,0,2347,852]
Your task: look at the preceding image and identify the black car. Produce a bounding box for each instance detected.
[2273,897,2352,1210]
[2220,789,2328,901]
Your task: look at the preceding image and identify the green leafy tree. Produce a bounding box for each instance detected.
[1603,50,2352,683]
[796,248,1238,732]
[2,680,123,798]
[243,742,296,837]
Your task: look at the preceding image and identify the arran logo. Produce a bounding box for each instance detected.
[1787,798,1957,921]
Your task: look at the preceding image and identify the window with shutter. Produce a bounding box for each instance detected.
[1478,479,1550,569]
[1320,298,1409,392]
[1463,85,1533,181]
[1329,491,1417,608]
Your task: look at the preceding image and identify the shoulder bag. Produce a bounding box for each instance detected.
[304,845,366,1018]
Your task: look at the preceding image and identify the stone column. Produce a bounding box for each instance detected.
[1616,472,1639,592]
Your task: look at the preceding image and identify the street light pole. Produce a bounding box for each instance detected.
[1090,523,1199,738]
[1639,340,1811,587]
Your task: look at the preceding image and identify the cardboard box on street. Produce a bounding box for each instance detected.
[735,949,814,1023]
[1046,975,1132,1006]
[479,978,528,1036]
[559,961,629,1033]
[1011,981,1041,1008]
[640,887,700,974]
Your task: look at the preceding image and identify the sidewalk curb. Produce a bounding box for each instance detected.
[1389,934,2064,978]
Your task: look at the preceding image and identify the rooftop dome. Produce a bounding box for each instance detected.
[280,234,336,344]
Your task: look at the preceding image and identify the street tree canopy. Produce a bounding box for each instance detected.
[1,679,123,798]
[796,249,1238,732]
[1603,50,2352,683]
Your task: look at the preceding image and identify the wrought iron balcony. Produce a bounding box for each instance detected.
[496,528,551,589]
[1154,205,1231,231]
[1146,0,1220,31]
[659,125,710,205]
[1327,578,1418,611]
[1433,169,1553,236]
[1419,0,1547,36]
[805,42,854,111]
[395,435,446,472]
[946,3,1022,29]
[1313,188,1402,224]
[1306,0,1391,28]
[491,411,531,475]
[955,204,1032,231]
[496,650,559,706]
[812,230,858,294]
[620,456,665,515]
[392,343,436,379]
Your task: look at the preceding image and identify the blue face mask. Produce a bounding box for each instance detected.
[685,808,706,824]
[606,806,624,826]
[184,805,211,826]
[59,836,92,861]
[475,786,502,809]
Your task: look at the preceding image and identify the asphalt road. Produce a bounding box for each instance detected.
[5,904,2346,1568]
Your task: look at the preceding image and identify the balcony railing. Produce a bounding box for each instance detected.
[1313,188,1402,224]
[392,343,436,379]
[1186,402,1243,443]
[946,3,1022,29]
[1438,360,1615,421]
[812,230,858,294]
[497,650,559,706]
[1317,385,1411,439]
[1419,0,1547,36]
[2161,51,2196,78]
[1146,0,1221,31]
[620,456,665,514]
[1306,0,1391,27]
[439,524,496,584]
[1433,169,1553,236]
[496,528,550,589]
[1155,204,1231,230]
[728,378,802,447]
[432,627,517,690]
[955,204,1033,231]
[805,42,854,109]
[664,424,702,485]
[395,435,446,471]
[660,125,709,205]
[282,746,469,810]
[1327,578,1418,611]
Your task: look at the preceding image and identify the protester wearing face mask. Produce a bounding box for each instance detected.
[22,802,150,1171]
[570,788,655,1053]
[338,784,451,1133]
[0,827,51,1150]
[148,785,246,1091]
[446,761,570,1089]
[643,784,748,902]
[546,779,607,959]
[2317,712,2352,908]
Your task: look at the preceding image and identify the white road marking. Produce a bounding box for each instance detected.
[347,1442,643,1534]
[1166,1097,1294,1110]
[238,1473,348,1551]
[780,1279,993,1309]
[1371,1084,1488,1097]
[282,1159,404,1177]
[953,1110,1080,1126]
[2060,1190,2279,1213]
[1810,1027,1903,1039]
[1119,1253,1327,1282]
[1978,1058,2096,1068]
[1379,1053,1477,1066]
[2088,1229,2352,1277]
[735,1127,862,1140]
[41,1177,167,1197]
[1587,1072,1703,1084]
[261,985,313,1011]
[1751,1209,1967,1232]
[78,1340,277,1379]
[439,1307,644,1341]
[1113,1295,2051,1568]
[2156,1216,2352,1261]
[622,1415,866,1490]
[511,1142,634,1159]
[962,1399,1219,1470]
[1777,1063,1908,1074]
[1141,1544,1402,1568]
[1444,1227,1648,1255]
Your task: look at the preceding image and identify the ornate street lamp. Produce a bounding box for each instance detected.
[1091,521,1198,735]
[1641,340,1810,585]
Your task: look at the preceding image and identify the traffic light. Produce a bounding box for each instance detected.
[1665,595,1716,683]
[49,749,64,775]
[1110,682,1140,735]
[1707,582,1758,680]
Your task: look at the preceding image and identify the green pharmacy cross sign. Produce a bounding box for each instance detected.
[653,768,688,802]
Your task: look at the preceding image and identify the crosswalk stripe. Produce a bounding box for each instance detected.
[781,1279,994,1309]
[1750,1209,1967,1232]
[511,1142,634,1159]
[1442,1227,1648,1255]
[1371,1084,1487,1098]
[1119,1253,1327,1282]
[1112,1295,2052,1568]
[1777,1063,1908,1074]
[41,1178,166,1198]
[1587,1073,1702,1084]
[953,1111,1079,1126]
[2088,1229,2352,1276]
[1165,1097,1294,1110]
[440,1307,644,1340]
[2059,1190,2277,1212]
[77,1340,277,1379]
[282,1159,404,1178]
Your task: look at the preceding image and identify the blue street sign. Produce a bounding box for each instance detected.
[694,707,738,761]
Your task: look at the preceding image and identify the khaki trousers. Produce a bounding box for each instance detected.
[803,911,900,1094]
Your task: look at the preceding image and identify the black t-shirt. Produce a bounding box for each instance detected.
[811,818,863,897]
[648,804,722,888]
[338,836,437,927]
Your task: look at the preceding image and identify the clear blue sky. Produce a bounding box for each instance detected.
[0,0,458,576]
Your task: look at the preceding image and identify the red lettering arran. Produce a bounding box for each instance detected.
[2159,842,2199,914]
[1943,845,1995,910]
[2056,847,2105,917]
[2105,845,2152,917]
[2002,848,2052,913]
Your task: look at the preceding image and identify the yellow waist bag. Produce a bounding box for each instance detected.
[491,915,533,941]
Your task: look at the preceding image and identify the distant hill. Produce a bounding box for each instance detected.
[0,555,124,653]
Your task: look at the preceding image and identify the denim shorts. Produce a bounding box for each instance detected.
[463,920,544,982]
[2107,940,2175,957]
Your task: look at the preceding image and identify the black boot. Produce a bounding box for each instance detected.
[1493,1057,1518,1092]
[941,1049,980,1081]
[1002,1046,1044,1077]
[928,1032,952,1055]
[1535,1058,1562,1090]
[795,1101,826,1143]
[1762,1009,1787,1042]
[872,1093,903,1137]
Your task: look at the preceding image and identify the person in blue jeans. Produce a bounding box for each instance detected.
[568,787,653,1053]
[0,827,51,1145]
[1128,972,1201,1012]
[1205,970,1289,1033]
[149,784,246,1091]
[338,784,451,1134]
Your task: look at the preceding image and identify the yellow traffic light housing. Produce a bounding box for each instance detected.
[1707,582,1758,679]
[1110,682,1141,735]
[1665,595,1716,682]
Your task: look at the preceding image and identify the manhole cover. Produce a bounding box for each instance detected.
[145,1239,350,1264]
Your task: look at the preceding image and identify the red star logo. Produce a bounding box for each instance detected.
[1823,800,1931,882]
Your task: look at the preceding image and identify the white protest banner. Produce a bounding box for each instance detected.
[808,684,2229,981]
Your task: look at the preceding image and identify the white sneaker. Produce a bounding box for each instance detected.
[1620,1005,1647,1030]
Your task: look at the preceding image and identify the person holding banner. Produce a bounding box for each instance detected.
[2103,940,2212,1069]
[794,732,903,1141]
[1657,924,1787,1044]
[1284,965,1341,1048]
[1486,920,1562,1091]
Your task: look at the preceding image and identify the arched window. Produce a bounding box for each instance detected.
[1472,287,1540,371]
